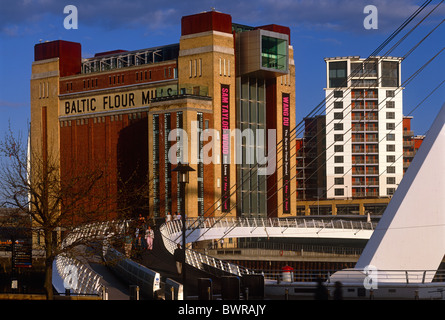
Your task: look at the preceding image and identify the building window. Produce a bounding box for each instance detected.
[387,144,395,152]
[334,90,343,98]
[387,155,396,162]
[261,35,288,71]
[386,112,395,119]
[334,167,344,174]
[386,101,395,108]
[334,156,344,163]
[334,134,343,142]
[386,133,395,141]
[164,113,172,214]
[334,145,344,152]
[386,90,395,97]
[382,61,399,87]
[237,77,267,216]
[386,123,395,130]
[329,61,347,87]
[190,60,193,78]
[334,112,343,120]
[197,112,204,216]
[387,177,396,184]
[334,101,343,109]
[334,123,343,130]
[335,177,344,185]
[387,166,396,173]
[335,188,345,196]
[387,188,396,195]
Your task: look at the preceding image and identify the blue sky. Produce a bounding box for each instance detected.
[0,0,443,138]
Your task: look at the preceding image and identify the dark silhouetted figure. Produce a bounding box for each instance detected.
[314,277,329,300]
[333,281,343,300]
[174,244,185,275]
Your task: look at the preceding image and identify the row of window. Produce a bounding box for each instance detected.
[63,66,177,93]
[333,166,397,175]
[38,82,50,99]
[59,112,143,127]
[333,89,396,98]
[333,188,396,196]
[219,58,231,77]
[190,59,202,78]
[333,111,397,120]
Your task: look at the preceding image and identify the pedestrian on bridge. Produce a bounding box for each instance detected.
[146,226,154,250]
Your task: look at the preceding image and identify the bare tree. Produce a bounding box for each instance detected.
[0,126,114,299]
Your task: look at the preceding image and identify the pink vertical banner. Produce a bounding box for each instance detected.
[282,93,290,213]
[221,84,230,212]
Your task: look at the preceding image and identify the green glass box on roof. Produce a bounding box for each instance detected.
[235,28,289,78]
[261,35,287,71]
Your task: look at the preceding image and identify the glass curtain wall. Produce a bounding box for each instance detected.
[236,76,267,217]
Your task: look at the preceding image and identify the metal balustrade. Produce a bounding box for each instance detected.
[55,220,129,298]
[103,244,161,299]
[160,217,376,279]
[166,217,376,244]
[55,254,103,296]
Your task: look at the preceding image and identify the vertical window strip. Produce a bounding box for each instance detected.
[176,112,183,212]
[164,113,172,214]
[189,60,193,78]
[153,114,160,216]
[197,112,204,216]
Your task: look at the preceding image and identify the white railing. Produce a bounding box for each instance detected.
[262,269,445,284]
[103,244,161,299]
[160,230,252,278]
[62,220,127,249]
[55,220,129,297]
[165,217,376,244]
[160,217,375,279]
[55,254,103,296]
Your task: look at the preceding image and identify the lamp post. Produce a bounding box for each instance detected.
[172,162,195,299]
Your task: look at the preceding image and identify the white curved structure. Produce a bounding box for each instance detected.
[160,217,375,277]
[163,217,375,245]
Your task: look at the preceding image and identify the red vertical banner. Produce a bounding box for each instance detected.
[282,93,291,213]
[221,84,230,212]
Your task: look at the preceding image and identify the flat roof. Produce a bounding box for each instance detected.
[324,56,403,61]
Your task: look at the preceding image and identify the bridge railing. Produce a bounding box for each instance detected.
[262,269,445,284]
[160,223,253,277]
[160,217,376,278]
[103,244,161,299]
[55,254,103,296]
[165,217,376,244]
[54,220,129,297]
[167,216,376,232]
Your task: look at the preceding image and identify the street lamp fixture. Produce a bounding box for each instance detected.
[172,162,195,299]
